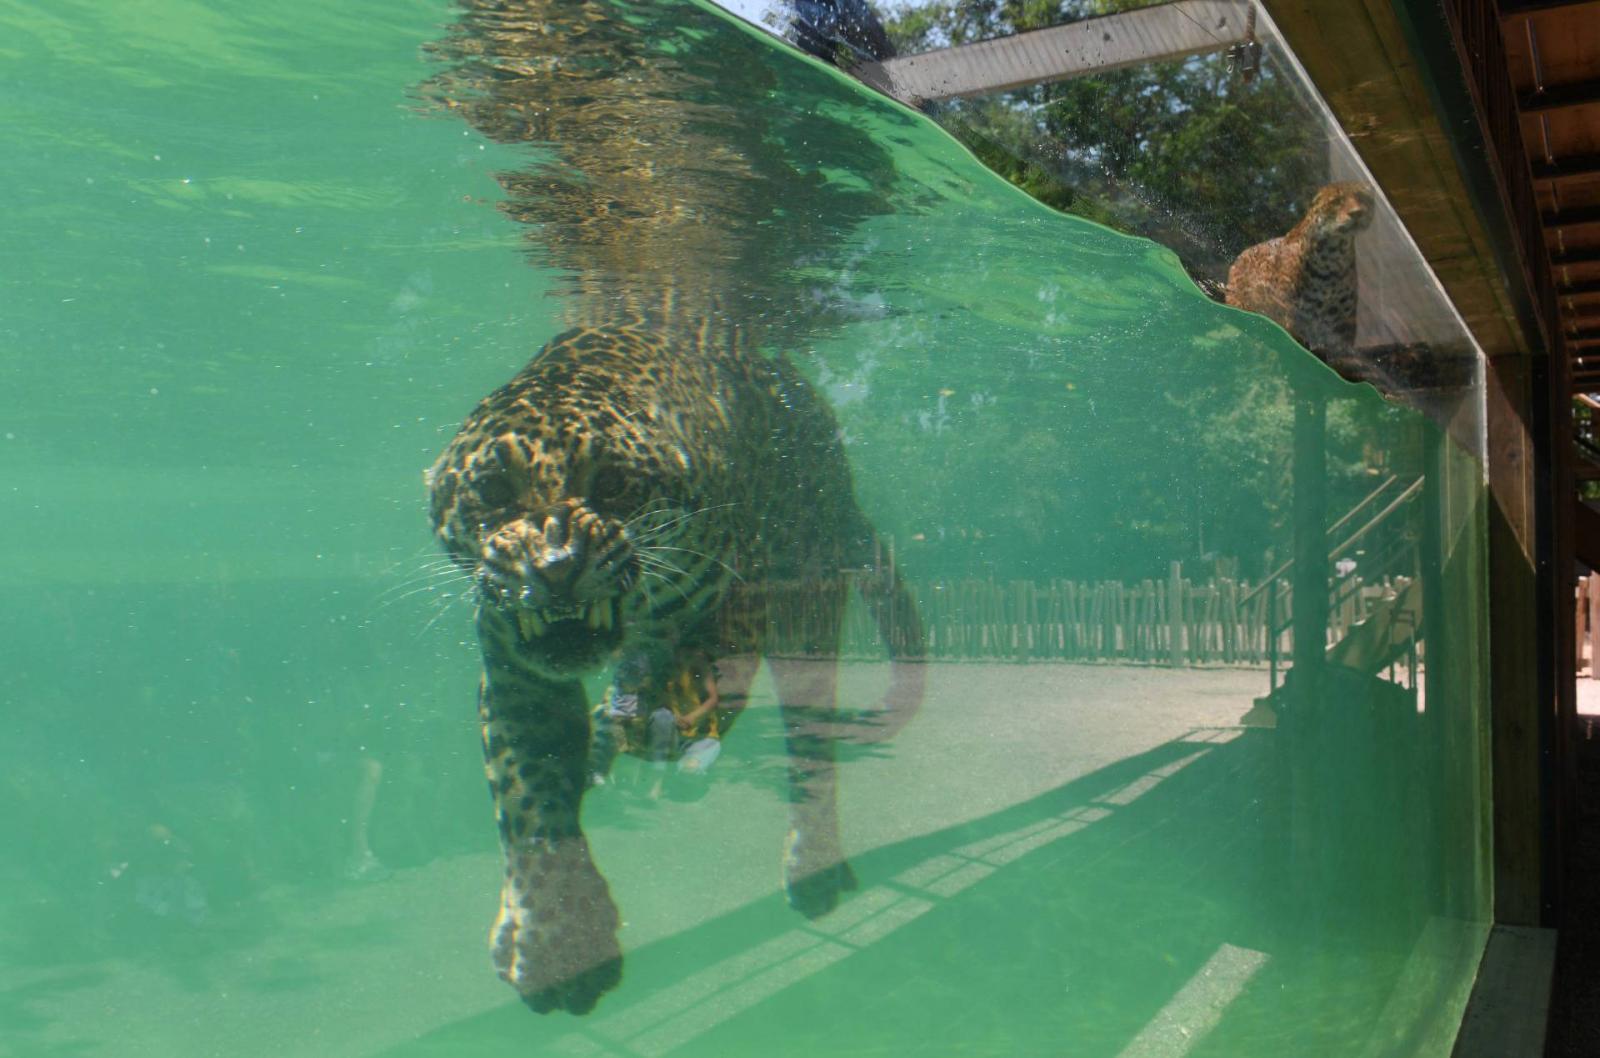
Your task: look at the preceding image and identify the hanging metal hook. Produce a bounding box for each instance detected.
[1228,4,1262,84]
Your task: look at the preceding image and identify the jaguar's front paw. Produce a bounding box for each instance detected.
[491,838,622,1015]
[783,829,858,919]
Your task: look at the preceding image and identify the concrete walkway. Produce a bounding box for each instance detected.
[7,661,1475,1058]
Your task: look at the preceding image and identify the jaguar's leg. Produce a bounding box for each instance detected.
[479,665,621,1015]
[766,583,857,917]
[855,566,928,742]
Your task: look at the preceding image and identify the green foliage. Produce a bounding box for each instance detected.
[835,3,1400,580]
[881,0,1325,277]
[1577,400,1600,501]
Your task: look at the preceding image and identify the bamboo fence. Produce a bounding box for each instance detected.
[760,567,1411,666]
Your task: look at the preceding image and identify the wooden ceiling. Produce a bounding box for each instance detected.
[1501,0,1600,390]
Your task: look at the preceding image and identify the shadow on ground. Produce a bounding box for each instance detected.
[375,723,1481,1058]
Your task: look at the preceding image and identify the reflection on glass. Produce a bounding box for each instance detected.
[415,0,1491,1050]
[0,0,1489,1055]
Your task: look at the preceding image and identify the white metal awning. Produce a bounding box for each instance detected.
[852,0,1254,104]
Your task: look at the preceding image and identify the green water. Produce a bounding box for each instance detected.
[2,1,1490,1055]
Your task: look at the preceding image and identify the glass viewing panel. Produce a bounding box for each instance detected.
[2,0,1490,1055]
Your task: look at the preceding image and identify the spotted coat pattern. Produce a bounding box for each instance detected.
[1226,182,1374,362]
[429,321,924,1014]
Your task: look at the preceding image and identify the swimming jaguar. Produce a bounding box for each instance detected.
[427,313,925,1015]
[422,0,920,1014]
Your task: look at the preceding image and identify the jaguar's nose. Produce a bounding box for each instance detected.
[534,543,582,591]
[531,509,585,587]
[483,516,575,592]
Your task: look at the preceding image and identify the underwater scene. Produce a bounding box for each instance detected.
[2,0,1491,1055]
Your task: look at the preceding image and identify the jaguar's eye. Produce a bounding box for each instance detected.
[589,465,628,509]
[474,470,517,509]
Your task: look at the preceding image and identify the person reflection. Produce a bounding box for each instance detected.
[591,644,729,800]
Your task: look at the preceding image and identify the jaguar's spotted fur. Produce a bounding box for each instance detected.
[423,0,922,1016]
[1226,182,1374,362]
[428,315,924,1015]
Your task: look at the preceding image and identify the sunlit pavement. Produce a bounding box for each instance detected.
[4,663,1472,1058]
[1576,676,1600,717]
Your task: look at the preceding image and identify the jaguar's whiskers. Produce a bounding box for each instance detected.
[638,542,742,583]
[371,551,478,634]
[625,500,735,544]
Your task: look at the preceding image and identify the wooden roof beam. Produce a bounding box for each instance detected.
[1552,248,1600,267]
[1499,0,1600,17]
[1544,205,1600,229]
[1532,152,1600,184]
[1519,78,1600,115]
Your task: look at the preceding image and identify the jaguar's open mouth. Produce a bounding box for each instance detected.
[514,598,619,640]
[509,597,624,674]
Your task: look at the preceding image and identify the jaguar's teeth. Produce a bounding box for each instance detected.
[598,601,613,630]
[519,610,545,639]
[585,603,603,629]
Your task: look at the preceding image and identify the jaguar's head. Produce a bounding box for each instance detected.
[1307,182,1374,238]
[427,422,657,677]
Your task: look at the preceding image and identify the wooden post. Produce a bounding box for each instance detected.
[1589,572,1600,681]
[1285,384,1331,918]
[1203,580,1217,662]
[1141,580,1155,660]
[1168,561,1184,667]
[1577,576,1588,673]
[1117,581,1128,659]
[1291,389,1330,695]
